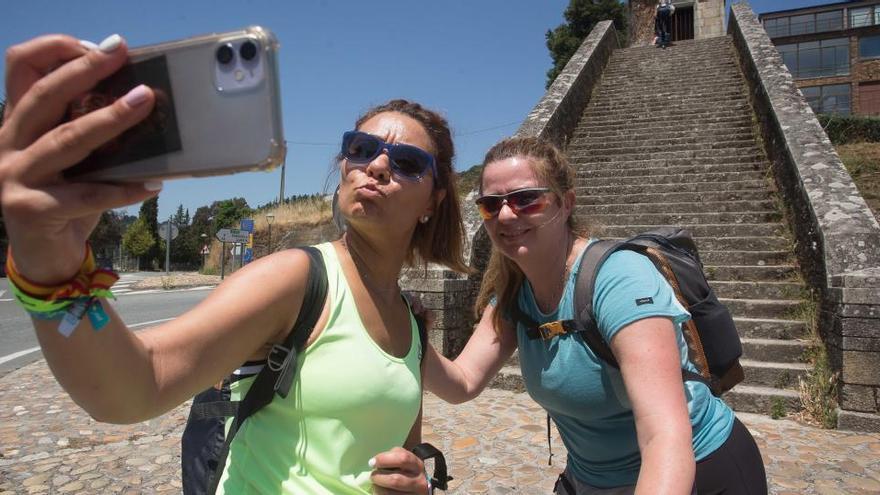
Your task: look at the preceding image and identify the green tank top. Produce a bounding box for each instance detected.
[216,243,423,494]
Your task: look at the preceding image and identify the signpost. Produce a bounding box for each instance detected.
[216,228,250,279]
[158,218,179,274]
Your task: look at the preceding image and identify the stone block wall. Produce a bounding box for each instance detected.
[696,0,725,39]
[729,3,880,431]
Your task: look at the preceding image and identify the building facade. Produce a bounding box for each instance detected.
[760,0,880,116]
[629,0,725,47]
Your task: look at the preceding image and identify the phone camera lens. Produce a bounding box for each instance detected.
[216,44,235,64]
[240,41,258,61]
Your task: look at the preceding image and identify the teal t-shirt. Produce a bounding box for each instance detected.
[515,241,734,488]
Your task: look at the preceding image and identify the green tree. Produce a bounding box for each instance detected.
[212,198,252,230]
[546,0,627,88]
[122,217,155,271]
[89,211,125,264]
[139,196,161,269]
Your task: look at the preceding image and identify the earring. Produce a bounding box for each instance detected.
[420,215,430,224]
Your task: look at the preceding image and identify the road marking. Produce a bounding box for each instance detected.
[0,318,176,364]
[0,346,41,365]
[129,317,176,328]
[0,290,6,298]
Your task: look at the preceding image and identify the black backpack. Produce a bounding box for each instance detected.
[181,246,451,494]
[509,227,744,396]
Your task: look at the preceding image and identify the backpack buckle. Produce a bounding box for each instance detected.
[267,344,292,372]
[538,321,567,340]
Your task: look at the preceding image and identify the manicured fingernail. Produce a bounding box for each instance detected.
[368,457,376,468]
[98,34,122,53]
[122,84,150,107]
[79,39,99,51]
[144,181,163,192]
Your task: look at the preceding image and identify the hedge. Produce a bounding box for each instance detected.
[818,114,880,144]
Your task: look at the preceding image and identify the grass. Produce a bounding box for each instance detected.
[836,142,880,222]
[790,295,840,429]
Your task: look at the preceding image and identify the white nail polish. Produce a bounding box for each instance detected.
[79,39,99,51]
[98,34,122,53]
[144,181,163,192]
[368,457,376,468]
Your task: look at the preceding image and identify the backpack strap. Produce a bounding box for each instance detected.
[207,246,328,494]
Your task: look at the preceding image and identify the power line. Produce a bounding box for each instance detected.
[286,119,522,145]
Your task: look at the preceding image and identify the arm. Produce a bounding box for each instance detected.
[610,317,695,495]
[0,35,314,423]
[422,304,517,404]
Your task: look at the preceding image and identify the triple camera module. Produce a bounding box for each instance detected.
[214,38,264,93]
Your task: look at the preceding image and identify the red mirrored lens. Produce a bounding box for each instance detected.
[476,189,550,219]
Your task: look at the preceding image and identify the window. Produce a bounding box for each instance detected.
[801,84,851,115]
[765,17,790,38]
[817,11,844,32]
[764,10,844,38]
[777,38,850,79]
[850,7,873,28]
[860,35,880,58]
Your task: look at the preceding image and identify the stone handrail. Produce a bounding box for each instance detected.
[729,2,880,431]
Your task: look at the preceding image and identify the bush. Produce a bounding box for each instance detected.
[818,114,880,145]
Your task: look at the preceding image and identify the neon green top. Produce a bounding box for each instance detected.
[217,242,423,494]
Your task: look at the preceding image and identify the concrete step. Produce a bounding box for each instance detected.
[699,250,793,266]
[589,211,782,226]
[586,97,749,113]
[734,317,809,340]
[572,148,762,163]
[705,264,799,282]
[579,163,763,179]
[575,116,752,135]
[713,281,805,301]
[741,359,810,389]
[575,131,756,150]
[577,199,774,214]
[573,141,760,158]
[577,179,768,196]
[584,105,751,121]
[574,121,754,139]
[692,236,790,251]
[595,223,784,239]
[578,190,772,206]
[576,154,764,171]
[581,170,764,187]
[741,337,808,363]
[722,384,802,415]
[579,110,753,128]
[722,298,804,320]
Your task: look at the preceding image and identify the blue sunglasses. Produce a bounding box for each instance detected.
[341,131,437,183]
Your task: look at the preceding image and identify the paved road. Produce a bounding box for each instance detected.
[0,276,212,378]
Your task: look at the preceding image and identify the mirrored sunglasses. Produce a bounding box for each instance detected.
[475,187,553,220]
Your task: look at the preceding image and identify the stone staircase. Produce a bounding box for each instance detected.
[492,36,810,415]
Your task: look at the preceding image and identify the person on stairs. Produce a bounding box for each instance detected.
[655,0,675,48]
[412,136,768,494]
[0,32,470,494]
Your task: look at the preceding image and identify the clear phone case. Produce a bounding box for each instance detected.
[64,26,285,182]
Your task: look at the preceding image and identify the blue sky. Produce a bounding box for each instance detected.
[2,0,830,220]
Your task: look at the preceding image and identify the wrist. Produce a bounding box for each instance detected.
[7,243,88,286]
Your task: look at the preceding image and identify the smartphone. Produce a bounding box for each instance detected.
[63,26,285,182]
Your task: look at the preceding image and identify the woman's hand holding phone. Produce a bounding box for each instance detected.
[0,34,161,284]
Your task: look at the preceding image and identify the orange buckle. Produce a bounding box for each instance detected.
[538,321,567,340]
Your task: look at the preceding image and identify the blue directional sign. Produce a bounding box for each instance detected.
[240,218,255,233]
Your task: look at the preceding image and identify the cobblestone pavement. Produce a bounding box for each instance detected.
[1,360,879,494]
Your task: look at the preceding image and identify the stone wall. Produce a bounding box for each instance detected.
[729,2,880,431]
[695,0,725,38]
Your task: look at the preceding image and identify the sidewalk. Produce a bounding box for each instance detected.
[1,359,879,494]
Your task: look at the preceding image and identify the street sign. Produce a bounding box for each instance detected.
[244,248,253,263]
[216,228,250,244]
[240,218,255,233]
[200,245,210,255]
[157,222,179,241]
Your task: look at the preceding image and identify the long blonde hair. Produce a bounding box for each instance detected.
[474,136,589,333]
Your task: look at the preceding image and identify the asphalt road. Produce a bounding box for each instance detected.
[0,277,212,378]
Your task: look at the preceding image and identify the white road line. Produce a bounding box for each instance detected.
[0,290,6,298]
[0,346,41,365]
[0,318,177,364]
[129,317,176,328]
